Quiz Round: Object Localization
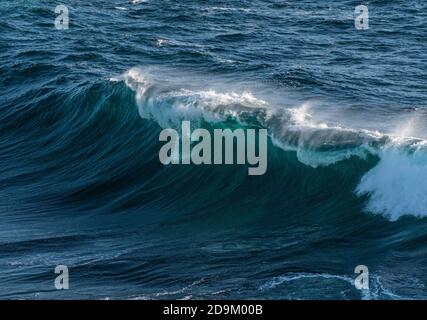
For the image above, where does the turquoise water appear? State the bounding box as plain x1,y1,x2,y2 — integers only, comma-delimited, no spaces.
0,0,427,299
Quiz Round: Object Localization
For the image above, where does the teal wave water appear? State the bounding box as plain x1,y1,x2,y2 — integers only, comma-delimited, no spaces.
0,0,427,299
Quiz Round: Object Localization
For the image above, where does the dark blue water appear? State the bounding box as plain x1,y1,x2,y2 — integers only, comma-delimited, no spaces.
1,0,427,299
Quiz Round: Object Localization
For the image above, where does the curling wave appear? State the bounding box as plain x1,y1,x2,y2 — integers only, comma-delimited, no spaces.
117,67,427,220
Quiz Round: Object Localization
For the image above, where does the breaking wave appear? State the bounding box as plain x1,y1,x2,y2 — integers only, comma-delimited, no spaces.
116,67,427,220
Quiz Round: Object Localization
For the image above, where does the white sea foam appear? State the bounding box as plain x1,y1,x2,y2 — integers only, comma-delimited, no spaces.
356,142,427,220
156,39,166,47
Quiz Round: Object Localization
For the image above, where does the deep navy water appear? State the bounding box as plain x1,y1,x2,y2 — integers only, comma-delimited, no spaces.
0,0,427,299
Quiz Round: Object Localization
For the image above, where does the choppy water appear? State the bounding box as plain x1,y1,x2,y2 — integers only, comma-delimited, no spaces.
0,0,427,299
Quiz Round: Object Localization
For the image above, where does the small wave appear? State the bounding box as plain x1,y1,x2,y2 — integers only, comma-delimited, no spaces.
128,279,204,300
259,272,406,300
205,7,253,14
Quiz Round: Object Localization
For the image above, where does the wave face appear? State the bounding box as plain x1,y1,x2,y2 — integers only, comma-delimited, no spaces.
1,0,427,300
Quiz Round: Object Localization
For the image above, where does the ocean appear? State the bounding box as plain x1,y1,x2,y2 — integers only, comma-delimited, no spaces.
0,0,426,299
